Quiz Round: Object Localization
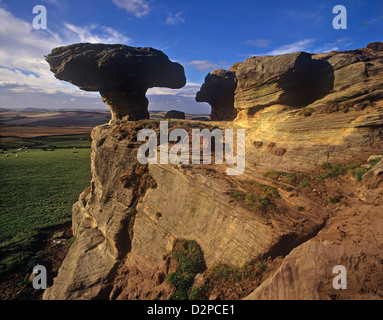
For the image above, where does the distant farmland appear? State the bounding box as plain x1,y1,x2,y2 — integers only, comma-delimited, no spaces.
0,108,210,138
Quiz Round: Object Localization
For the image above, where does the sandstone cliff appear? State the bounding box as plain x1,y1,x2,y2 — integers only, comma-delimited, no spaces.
44,43,383,300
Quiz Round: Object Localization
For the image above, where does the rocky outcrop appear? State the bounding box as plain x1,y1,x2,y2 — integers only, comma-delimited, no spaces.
44,43,383,300
233,52,334,115
43,121,331,299
196,43,383,121
245,161,383,300
195,69,237,121
164,110,185,119
46,44,186,122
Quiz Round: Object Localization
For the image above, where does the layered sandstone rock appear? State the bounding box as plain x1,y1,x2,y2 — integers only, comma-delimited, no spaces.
233,51,334,114
43,121,330,299
196,42,383,121
44,43,383,300
46,43,186,122
245,161,383,300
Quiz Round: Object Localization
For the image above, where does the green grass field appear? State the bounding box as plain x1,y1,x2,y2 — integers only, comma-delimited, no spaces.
0,135,92,277
0,134,92,149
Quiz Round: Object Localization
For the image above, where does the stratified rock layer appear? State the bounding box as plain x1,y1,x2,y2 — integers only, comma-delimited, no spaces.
245,161,383,300
44,43,383,300
232,43,383,118
46,43,186,121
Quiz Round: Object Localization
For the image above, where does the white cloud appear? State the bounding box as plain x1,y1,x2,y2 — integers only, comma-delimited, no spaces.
112,0,150,18
245,39,271,48
0,7,131,104
0,7,204,112
188,60,228,72
165,12,185,26
312,37,353,53
147,82,201,98
64,23,131,44
266,39,316,55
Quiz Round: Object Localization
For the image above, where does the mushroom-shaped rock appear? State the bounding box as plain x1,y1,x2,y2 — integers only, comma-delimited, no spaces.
195,69,237,121
164,110,185,119
45,43,186,121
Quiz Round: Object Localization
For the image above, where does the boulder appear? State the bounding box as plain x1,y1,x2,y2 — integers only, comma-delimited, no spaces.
234,51,334,114
195,69,237,121
46,43,186,122
164,110,185,119
231,42,383,119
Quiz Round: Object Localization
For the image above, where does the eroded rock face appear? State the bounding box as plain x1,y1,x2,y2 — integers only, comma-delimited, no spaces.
245,165,383,300
46,43,186,121
195,69,237,121
233,51,334,114
43,43,383,301
195,42,383,120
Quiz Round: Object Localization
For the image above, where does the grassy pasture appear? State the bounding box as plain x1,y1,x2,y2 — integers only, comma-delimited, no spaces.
0,135,92,277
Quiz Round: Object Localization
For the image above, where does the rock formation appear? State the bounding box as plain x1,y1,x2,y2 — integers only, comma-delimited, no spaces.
245,158,383,300
195,69,237,121
164,110,185,119
233,52,335,115
46,43,186,122
197,42,383,121
44,42,383,300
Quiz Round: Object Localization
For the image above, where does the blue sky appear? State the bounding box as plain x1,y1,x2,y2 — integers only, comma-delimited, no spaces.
0,0,382,114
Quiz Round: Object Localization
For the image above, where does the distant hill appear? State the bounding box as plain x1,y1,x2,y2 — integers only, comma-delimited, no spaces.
0,108,210,127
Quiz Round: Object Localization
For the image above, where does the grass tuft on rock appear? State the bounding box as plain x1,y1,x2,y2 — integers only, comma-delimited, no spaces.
167,239,206,300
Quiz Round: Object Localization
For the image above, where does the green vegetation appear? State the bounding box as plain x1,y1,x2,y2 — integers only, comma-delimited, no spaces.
243,180,279,197
319,157,382,182
0,137,37,149
318,163,345,179
320,161,332,170
264,170,304,185
230,180,279,214
231,191,246,201
0,136,92,278
206,261,268,283
300,177,310,188
188,259,271,300
167,239,206,300
0,134,92,150
244,194,270,212
36,134,92,148
368,156,382,167
350,157,381,181
354,167,370,182
328,196,340,204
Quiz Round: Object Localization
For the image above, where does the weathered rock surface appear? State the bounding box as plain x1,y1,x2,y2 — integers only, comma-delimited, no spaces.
196,69,237,121
46,43,186,122
44,43,383,300
195,42,383,120
245,168,383,300
233,51,334,115
43,121,330,300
